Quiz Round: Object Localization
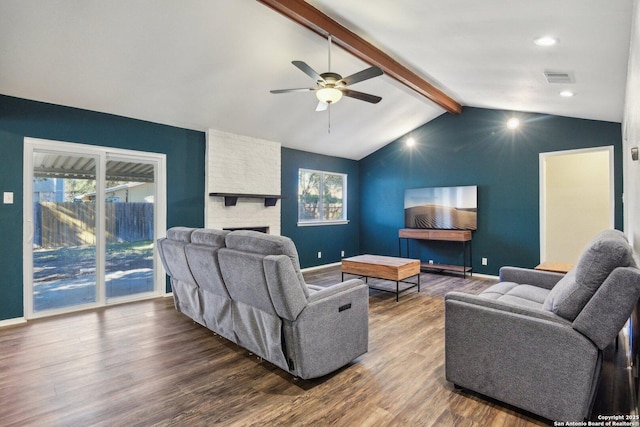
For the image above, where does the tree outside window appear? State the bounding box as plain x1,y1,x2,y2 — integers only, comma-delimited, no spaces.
298,169,347,224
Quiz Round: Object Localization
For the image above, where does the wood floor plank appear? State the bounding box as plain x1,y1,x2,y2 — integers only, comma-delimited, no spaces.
0,266,630,426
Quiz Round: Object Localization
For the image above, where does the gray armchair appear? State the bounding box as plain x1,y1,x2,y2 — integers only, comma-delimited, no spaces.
445,229,640,421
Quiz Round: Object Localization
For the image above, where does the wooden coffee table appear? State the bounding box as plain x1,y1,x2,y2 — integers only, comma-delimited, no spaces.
341,254,421,301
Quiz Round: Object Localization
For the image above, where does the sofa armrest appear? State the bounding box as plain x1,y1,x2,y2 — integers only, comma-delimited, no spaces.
499,266,565,290
285,281,369,379
445,295,600,421
306,279,366,303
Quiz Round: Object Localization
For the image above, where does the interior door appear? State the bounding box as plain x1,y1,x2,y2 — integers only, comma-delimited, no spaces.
540,146,614,264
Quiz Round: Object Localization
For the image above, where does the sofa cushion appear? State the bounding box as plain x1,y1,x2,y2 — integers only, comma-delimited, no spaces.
543,229,633,320
185,244,230,298
219,249,279,315
166,226,195,242
158,238,197,286
263,255,308,321
225,230,308,297
190,228,229,247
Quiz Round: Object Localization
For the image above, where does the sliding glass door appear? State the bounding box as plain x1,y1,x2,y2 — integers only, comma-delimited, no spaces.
24,138,166,318
30,153,99,312
104,157,156,299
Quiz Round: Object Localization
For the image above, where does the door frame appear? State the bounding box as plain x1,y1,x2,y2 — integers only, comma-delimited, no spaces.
23,137,167,319
539,145,615,263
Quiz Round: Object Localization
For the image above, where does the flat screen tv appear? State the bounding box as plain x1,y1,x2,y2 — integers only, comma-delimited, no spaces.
404,185,477,230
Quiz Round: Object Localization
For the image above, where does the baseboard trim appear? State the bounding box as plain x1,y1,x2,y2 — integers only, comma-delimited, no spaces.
471,273,499,280
0,317,27,328
301,262,341,273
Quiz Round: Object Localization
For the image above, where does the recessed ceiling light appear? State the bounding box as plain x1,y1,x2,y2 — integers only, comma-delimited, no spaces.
560,90,575,97
406,137,416,147
534,36,558,47
507,118,520,129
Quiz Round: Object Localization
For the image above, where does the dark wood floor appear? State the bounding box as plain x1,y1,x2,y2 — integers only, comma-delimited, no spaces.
0,266,634,426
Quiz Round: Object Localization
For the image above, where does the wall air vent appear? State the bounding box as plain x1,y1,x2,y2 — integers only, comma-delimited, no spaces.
544,71,574,84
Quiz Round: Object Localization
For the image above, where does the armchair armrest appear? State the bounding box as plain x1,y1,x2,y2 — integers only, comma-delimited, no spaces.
499,266,565,290
445,291,565,323
445,295,600,421
285,281,369,379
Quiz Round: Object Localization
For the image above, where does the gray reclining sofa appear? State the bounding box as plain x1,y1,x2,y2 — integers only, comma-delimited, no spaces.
445,229,640,421
157,227,369,379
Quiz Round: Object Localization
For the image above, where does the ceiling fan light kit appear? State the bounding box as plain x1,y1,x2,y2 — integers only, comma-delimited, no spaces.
316,87,343,104
270,35,383,112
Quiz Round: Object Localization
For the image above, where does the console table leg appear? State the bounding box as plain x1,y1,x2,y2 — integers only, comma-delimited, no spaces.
463,241,466,278
396,281,399,302
470,240,473,277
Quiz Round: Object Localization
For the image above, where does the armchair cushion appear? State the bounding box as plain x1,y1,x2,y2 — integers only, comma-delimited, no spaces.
479,282,549,310
543,230,633,321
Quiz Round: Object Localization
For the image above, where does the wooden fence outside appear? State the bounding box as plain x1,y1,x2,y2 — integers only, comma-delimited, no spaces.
298,203,344,221
34,202,153,248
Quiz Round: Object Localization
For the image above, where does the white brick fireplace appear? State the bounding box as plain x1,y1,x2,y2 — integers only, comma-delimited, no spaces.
205,129,281,235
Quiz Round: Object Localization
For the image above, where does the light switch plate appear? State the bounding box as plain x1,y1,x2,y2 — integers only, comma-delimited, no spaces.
3,192,14,204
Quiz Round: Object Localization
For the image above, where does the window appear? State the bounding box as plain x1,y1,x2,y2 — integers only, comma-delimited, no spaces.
298,169,348,225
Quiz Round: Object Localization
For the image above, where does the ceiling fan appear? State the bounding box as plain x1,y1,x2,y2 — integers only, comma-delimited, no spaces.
270,36,383,112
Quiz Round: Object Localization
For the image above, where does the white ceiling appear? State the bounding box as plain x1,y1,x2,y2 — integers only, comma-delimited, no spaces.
0,1,633,160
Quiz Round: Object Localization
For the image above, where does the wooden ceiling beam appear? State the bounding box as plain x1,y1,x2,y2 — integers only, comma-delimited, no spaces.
256,0,462,114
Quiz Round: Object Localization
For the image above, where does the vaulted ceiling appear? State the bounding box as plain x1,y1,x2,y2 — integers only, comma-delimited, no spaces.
0,1,633,159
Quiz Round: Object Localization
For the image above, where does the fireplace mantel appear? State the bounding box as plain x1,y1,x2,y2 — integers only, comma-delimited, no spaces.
209,192,285,207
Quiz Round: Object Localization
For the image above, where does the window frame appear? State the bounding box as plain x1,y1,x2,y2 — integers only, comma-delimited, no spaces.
297,168,349,226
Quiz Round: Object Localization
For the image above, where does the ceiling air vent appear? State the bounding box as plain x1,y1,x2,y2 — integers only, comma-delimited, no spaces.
544,71,574,84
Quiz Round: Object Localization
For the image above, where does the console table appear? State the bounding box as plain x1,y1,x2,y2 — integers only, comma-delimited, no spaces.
535,261,573,274
398,229,472,277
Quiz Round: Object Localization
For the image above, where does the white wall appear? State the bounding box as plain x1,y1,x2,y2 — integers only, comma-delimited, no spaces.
623,0,640,254
205,129,281,235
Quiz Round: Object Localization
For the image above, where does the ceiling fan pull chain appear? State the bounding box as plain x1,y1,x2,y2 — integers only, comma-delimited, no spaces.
328,103,331,133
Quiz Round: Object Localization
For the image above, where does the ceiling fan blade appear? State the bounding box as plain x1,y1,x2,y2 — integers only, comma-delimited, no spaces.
340,66,383,86
342,89,382,104
270,88,315,94
316,101,328,112
292,61,325,83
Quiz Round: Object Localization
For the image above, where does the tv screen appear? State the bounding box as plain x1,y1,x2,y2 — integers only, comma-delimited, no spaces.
404,185,477,230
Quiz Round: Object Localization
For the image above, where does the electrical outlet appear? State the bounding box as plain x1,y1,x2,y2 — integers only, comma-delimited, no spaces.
482,257,488,266
341,250,345,257
3,192,13,204
317,251,322,259
428,260,434,264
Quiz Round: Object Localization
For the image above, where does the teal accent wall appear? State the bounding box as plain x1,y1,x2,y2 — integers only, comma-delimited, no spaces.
359,107,623,275
0,95,205,320
0,97,623,319
281,147,359,268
